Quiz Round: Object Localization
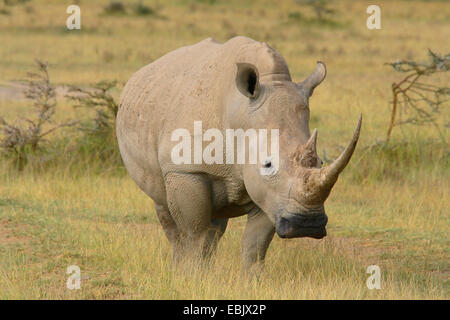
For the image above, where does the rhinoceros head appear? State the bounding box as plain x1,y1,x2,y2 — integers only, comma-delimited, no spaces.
235,61,362,239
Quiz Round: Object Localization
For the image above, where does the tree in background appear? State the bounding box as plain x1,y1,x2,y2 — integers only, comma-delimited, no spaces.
385,50,449,143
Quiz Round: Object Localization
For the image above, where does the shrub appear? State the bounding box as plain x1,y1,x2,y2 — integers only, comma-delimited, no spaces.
385,50,449,143
295,0,336,21
134,1,155,16
103,1,126,15
66,81,122,167
194,0,218,4
0,60,77,170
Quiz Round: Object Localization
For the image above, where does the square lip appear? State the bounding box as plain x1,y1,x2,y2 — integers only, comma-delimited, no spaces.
277,212,328,228
276,221,327,239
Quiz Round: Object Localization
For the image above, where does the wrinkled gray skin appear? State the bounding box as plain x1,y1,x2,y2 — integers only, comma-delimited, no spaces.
117,36,361,270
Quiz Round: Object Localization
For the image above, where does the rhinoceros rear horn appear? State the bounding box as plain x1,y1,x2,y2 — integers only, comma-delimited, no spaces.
298,62,327,98
236,63,260,99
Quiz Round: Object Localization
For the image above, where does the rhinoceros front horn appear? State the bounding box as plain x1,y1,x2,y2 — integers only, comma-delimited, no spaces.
319,114,362,190
298,62,327,98
295,115,362,205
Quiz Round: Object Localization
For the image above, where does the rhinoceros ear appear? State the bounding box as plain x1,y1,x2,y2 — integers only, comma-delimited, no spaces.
298,62,326,98
236,63,260,99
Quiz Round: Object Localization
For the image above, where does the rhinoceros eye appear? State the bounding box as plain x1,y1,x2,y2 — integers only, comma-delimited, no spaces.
260,156,279,177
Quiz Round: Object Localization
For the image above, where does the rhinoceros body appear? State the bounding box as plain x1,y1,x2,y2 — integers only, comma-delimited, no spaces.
117,36,361,268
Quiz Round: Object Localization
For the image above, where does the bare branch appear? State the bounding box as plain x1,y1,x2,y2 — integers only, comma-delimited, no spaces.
386,50,449,143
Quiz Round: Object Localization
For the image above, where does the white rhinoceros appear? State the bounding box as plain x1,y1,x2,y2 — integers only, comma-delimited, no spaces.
116,36,361,269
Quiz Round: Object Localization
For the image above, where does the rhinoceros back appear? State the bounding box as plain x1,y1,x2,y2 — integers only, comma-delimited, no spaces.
116,36,291,203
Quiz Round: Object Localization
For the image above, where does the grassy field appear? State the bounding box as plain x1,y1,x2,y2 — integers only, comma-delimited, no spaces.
0,0,449,299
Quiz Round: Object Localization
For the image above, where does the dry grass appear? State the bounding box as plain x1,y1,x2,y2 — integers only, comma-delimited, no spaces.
0,0,448,299
0,170,447,299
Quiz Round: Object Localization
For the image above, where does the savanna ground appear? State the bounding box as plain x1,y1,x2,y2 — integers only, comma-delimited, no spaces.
0,0,449,299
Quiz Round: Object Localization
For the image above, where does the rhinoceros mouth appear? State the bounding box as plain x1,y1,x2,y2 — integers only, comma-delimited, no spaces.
277,226,327,239
275,214,328,239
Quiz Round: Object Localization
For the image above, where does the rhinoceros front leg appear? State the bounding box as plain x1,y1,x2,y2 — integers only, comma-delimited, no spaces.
202,218,228,259
153,202,184,261
241,206,275,272
164,172,225,262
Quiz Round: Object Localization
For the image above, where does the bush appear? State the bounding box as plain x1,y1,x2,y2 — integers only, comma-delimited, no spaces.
103,1,159,17
0,60,124,173
385,50,449,143
66,81,123,168
103,1,127,15
134,1,155,16
295,0,336,21
0,60,77,170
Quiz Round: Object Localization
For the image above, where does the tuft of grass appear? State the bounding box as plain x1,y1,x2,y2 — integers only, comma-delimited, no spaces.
133,1,156,16
287,10,349,29
0,8,11,15
103,1,127,16
295,0,336,21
